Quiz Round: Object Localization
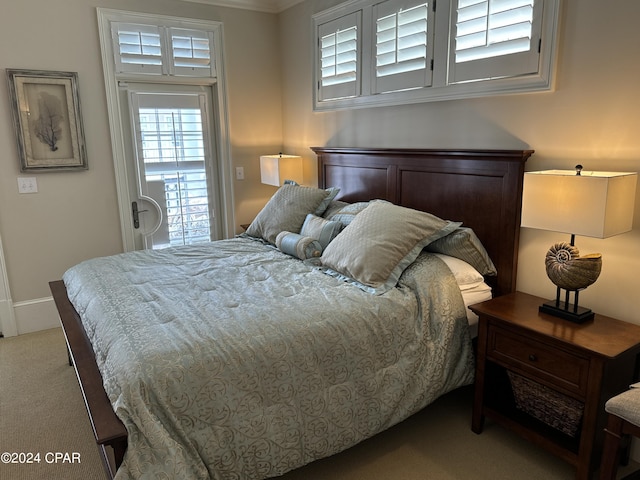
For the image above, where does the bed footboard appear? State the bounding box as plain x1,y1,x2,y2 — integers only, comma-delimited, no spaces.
49,280,127,479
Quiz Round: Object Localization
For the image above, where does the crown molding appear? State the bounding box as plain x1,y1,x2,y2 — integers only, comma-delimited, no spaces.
180,0,303,13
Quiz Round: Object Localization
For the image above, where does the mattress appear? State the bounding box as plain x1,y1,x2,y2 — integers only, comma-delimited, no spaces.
462,284,492,338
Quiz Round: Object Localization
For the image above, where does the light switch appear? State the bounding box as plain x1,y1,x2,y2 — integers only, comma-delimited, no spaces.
235,167,245,180
17,177,38,194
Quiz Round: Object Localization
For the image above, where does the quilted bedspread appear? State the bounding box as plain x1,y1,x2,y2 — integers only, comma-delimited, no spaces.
63,237,474,480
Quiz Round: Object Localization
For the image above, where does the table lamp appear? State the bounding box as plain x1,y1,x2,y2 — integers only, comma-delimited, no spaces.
260,153,303,186
521,166,637,322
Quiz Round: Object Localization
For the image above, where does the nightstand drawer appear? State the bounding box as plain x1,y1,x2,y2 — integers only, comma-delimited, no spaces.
487,325,590,396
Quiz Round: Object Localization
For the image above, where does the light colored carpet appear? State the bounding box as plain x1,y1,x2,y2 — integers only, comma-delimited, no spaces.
0,328,637,480
0,327,107,480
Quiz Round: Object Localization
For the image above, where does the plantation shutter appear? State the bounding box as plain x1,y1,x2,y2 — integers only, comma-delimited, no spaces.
373,1,432,94
317,12,360,101
169,28,215,77
450,0,544,83
113,22,164,75
112,23,215,77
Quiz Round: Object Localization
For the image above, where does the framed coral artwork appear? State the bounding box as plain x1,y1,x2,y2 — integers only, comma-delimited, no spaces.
6,69,87,171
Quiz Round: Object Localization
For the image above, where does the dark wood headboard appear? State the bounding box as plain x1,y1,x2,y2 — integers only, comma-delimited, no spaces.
312,147,534,297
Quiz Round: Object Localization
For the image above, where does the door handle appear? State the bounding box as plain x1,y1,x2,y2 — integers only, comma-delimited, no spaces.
131,201,149,229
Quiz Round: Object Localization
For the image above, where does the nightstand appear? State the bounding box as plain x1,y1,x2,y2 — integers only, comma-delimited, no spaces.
470,292,640,480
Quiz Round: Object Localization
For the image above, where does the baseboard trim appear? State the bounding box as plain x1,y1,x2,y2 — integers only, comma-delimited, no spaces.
13,296,59,335
0,298,18,337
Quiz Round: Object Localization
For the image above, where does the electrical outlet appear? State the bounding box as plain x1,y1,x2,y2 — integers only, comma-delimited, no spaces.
235,167,245,180
17,177,38,194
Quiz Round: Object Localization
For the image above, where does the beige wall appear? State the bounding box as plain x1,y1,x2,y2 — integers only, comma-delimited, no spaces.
279,0,640,324
2,0,639,334
0,0,282,332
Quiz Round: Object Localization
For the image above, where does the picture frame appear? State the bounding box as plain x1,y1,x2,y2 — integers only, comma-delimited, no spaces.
6,69,87,172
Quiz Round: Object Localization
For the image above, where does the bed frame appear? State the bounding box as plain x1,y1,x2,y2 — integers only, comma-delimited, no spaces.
50,147,533,478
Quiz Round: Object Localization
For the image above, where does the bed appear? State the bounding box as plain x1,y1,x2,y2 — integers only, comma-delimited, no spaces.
50,147,533,480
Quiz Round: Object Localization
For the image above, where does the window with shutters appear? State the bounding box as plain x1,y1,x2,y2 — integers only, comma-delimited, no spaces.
450,0,542,83
373,1,433,94
114,23,163,74
317,13,360,101
170,28,215,77
313,0,560,111
111,21,215,77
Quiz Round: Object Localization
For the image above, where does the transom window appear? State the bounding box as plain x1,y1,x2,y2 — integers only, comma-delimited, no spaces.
321,26,358,86
112,22,216,77
455,0,535,64
313,0,559,110
375,3,429,77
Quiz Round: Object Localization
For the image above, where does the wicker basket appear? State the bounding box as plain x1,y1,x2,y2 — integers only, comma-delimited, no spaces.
507,371,584,437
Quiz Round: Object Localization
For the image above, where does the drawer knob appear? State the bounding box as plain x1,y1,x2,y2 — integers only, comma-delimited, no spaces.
528,354,537,362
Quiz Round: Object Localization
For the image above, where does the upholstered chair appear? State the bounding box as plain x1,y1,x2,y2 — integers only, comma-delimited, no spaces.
600,388,640,480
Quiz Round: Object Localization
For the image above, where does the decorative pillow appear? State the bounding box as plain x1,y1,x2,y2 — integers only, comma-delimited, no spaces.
314,187,341,216
283,181,340,217
246,185,330,245
321,200,349,219
432,253,485,291
426,226,497,276
325,200,390,227
320,201,460,294
300,214,343,249
276,231,322,260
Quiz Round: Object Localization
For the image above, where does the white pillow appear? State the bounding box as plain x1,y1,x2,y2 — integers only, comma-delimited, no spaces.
432,253,484,291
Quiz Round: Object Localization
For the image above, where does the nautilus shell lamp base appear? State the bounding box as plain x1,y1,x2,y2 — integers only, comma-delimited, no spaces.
540,242,602,323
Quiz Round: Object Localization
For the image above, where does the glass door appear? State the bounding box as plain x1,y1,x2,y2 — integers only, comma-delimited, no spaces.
128,86,220,249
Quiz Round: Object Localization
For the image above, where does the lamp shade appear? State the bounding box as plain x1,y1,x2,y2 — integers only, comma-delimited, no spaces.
521,170,637,238
260,154,303,186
